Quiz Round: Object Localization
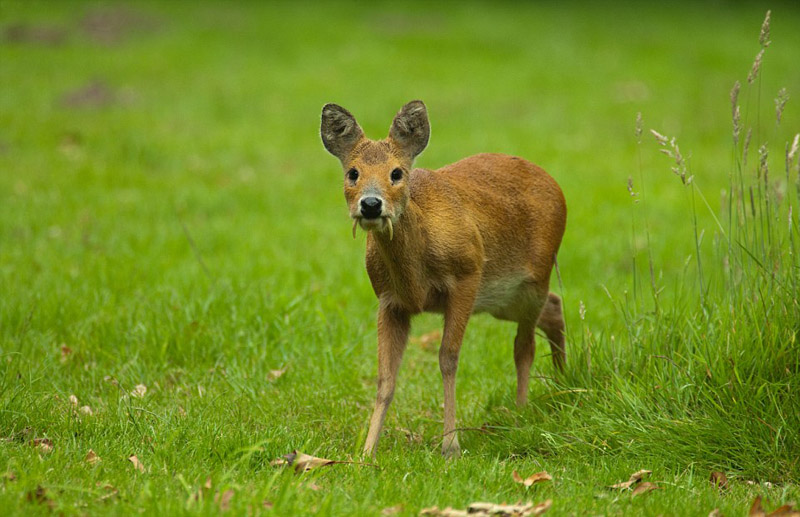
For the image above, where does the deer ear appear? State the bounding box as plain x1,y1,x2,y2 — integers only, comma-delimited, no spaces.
389,100,430,160
321,104,364,162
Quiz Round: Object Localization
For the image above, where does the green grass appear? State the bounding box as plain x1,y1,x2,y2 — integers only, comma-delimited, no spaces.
2,1,799,515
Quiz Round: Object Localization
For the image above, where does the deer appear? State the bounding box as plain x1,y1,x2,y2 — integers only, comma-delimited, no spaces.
320,100,567,458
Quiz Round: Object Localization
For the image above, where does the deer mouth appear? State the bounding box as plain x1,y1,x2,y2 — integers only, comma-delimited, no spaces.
352,216,394,240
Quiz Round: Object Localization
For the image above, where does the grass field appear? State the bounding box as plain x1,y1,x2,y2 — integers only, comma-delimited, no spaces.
2,1,799,515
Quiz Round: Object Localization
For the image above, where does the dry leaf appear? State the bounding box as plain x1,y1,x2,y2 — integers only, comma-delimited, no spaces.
750,496,800,517
80,405,94,416
68,394,79,407
268,367,287,381
26,485,54,508
85,449,101,465
710,471,728,490
631,481,660,497
513,470,553,487
128,454,145,472
130,384,147,398
708,510,722,517
382,505,403,515
31,438,53,453
411,330,442,349
263,500,274,509
215,489,235,511
97,483,118,502
60,345,72,362
609,469,651,489
204,477,212,491
422,500,551,516
283,450,334,473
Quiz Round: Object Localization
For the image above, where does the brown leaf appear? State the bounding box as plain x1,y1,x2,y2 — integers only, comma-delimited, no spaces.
631,481,660,497
708,510,722,517
411,330,442,349
204,477,212,491
268,367,287,381
710,471,728,490
128,454,145,473
513,470,553,487
60,345,73,362
263,500,274,509
130,384,147,398
751,496,767,517
382,505,403,515
750,496,800,517
26,485,54,508
215,489,235,511
96,483,118,502
283,450,334,473
85,449,101,465
609,469,651,489
31,438,53,453
423,500,551,516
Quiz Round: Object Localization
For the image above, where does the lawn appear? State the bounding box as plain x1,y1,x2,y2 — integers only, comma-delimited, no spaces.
1,1,799,515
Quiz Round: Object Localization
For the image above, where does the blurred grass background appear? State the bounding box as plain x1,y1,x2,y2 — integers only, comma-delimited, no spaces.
1,1,799,515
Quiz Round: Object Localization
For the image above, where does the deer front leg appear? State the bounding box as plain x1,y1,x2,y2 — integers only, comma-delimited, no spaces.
440,274,480,458
363,301,410,457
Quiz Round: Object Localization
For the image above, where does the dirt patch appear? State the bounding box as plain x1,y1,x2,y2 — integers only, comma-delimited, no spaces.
79,5,159,44
59,80,114,109
3,23,68,46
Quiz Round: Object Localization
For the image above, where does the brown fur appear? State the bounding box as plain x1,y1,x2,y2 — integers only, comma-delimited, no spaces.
321,101,567,458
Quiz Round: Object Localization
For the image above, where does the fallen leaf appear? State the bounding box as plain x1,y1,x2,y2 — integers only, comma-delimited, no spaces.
97,483,118,502
631,481,660,497
31,438,53,453
283,450,334,473
85,449,101,465
708,510,722,517
609,469,651,490
26,485,54,508
268,367,287,381
411,330,442,349
215,488,235,511
68,394,79,407
80,405,94,416
710,471,728,490
749,496,800,517
204,477,212,491
422,500,551,516
751,496,767,517
263,500,274,509
130,384,147,398
128,454,145,472
60,345,72,362
382,505,403,515
513,470,553,487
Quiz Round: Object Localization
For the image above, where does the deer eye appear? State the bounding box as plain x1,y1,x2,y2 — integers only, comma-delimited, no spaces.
390,168,403,183
347,168,359,182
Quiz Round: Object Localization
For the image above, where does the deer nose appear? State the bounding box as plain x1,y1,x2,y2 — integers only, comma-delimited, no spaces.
360,197,383,219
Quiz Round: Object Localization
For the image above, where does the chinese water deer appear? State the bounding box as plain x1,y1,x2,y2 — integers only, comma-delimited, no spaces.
320,100,567,458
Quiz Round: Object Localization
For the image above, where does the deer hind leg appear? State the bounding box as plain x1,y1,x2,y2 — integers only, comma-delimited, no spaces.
514,318,537,407
537,292,566,372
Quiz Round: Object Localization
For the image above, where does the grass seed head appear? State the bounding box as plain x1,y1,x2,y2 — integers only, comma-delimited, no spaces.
733,106,741,143
747,49,764,84
635,112,643,142
759,10,771,48
775,87,789,125
730,81,740,115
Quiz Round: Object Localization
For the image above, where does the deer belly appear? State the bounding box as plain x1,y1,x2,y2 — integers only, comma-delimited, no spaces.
472,274,530,315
